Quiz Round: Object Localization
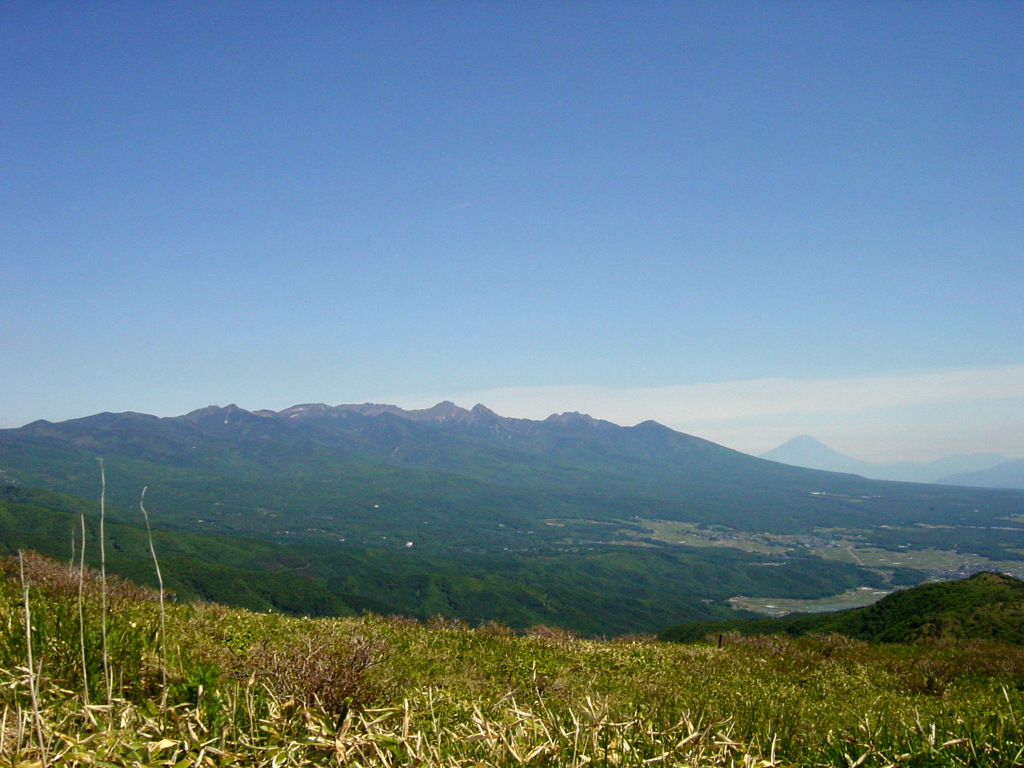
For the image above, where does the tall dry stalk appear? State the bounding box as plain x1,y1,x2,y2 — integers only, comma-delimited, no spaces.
98,457,111,702
77,508,89,705
139,486,167,703
19,550,47,767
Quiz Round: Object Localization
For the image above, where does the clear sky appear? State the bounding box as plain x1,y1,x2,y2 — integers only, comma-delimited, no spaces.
2,2,1022,463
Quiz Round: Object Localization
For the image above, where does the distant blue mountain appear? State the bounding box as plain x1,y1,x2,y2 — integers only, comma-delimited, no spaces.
937,459,1024,490
760,436,1010,484
759,436,872,476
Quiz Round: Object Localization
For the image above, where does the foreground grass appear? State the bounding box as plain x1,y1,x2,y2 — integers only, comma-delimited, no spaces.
3,554,1024,766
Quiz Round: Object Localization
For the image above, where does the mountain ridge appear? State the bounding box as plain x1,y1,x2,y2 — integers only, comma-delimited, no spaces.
4,402,1022,537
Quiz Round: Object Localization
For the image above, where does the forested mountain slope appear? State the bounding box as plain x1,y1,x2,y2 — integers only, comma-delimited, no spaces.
659,572,1024,644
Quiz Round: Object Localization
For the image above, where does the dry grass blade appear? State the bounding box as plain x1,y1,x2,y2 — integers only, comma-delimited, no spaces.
97,457,111,704
77,510,89,707
139,485,168,705
18,550,47,767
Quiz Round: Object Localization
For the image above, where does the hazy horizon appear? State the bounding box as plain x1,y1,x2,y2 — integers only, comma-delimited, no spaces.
3,3,1022,464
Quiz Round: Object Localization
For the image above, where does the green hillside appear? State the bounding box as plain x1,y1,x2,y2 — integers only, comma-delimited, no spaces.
4,553,1024,767
659,571,1024,644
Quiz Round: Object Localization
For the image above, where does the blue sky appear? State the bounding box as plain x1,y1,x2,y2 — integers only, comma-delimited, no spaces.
2,1,1022,462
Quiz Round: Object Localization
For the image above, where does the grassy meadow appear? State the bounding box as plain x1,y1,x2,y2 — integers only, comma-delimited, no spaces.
3,553,1024,766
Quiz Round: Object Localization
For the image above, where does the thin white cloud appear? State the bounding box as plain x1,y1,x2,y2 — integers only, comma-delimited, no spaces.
459,365,1024,422
449,365,1024,461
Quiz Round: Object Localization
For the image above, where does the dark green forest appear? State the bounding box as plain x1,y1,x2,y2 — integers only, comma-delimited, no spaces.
1,483,898,635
